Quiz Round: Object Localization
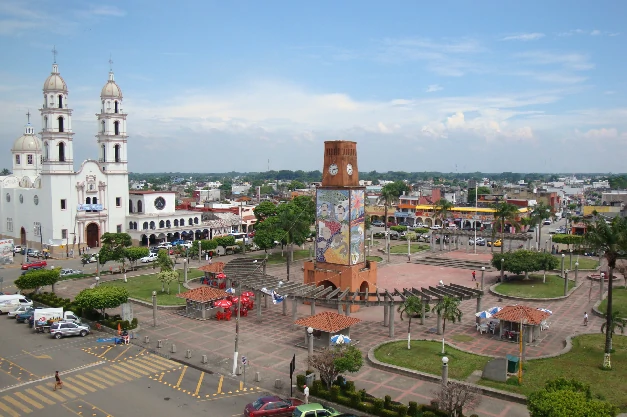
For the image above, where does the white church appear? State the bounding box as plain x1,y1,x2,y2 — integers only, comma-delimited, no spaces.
0,58,243,256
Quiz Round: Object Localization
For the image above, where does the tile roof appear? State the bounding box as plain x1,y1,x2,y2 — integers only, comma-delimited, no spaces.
493,305,550,325
294,311,362,333
198,262,225,273
177,287,229,303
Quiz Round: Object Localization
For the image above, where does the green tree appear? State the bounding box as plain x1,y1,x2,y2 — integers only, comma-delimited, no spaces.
98,233,133,268
491,250,558,280
74,286,129,318
156,249,173,271
124,247,149,270
214,235,236,247
551,234,583,250
467,186,491,205
397,296,427,349
527,378,618,417
15,269,60,293
253,201,277,222
200,239,218,251
585,216,627,369
531,202,552,251
0,168,10,175
288,180,306,190
600,310,626,351
380,182,407,260
433,296,463,334
158,270,180,294
273,198,314,280
307,344,363,389
253,218,279,252
492,202,521,254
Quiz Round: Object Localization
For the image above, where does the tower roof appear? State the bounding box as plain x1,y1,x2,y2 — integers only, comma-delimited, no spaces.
101,71,123,99
43,63,68,93
12,124,42,153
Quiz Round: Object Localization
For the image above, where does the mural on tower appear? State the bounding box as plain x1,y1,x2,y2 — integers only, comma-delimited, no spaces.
315,189,365,265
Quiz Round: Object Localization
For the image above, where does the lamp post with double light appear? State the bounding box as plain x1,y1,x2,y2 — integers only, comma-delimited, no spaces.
500,258,505,282
307,327,314,370
441,356,449,387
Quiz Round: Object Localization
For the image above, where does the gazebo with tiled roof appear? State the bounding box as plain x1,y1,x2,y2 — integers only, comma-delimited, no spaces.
294,311,362,348
176,287,229,320
493,305,551,344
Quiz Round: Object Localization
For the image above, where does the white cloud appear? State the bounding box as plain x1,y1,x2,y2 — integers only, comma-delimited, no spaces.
501,33,545,41
575,128,626,140
514,51,594,71
590,30,601,36
558,29,616,37
426,84,443,93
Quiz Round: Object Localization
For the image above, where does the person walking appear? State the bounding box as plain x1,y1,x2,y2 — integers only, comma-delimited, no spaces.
471,270,476,281
54,371,63,390
303,384,309,404
584,312,588,326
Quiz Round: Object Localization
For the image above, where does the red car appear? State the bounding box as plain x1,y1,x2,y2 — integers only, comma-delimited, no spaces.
244,396,304,417
21,260,47,270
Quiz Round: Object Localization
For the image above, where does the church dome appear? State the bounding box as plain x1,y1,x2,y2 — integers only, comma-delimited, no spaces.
43,64,67,93
101,71,123,98
12,132,43,153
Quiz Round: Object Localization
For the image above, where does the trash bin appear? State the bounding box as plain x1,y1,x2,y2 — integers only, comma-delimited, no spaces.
506,354,519,373
305,373,315,387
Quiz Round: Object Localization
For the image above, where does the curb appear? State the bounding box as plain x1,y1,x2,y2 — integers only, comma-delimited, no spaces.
489,278,583,302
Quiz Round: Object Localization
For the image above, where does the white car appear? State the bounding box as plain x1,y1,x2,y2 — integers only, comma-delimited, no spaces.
157,243,172,249
141,253,158,263
543,219,552,225
430,225,442,230
14,245,22,253
7,305,32,318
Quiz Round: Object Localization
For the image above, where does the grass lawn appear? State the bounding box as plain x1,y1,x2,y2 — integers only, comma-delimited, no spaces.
103,269,204,306
480,334,627,411
366,256,383,262
554,255,599,270
252,250,311,264
494,274,575,298
389,244,430,254
598,286,627,317
374,340,490,380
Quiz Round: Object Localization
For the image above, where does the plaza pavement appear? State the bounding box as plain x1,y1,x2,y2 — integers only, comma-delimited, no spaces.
50,246,611,417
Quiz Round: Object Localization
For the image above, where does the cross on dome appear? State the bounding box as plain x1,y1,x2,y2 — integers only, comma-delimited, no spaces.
52,45,58,63
109,55,113,71
26,110,31,124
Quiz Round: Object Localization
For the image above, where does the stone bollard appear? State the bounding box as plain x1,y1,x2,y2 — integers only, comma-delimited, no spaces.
274,379,283,389
157,340,163,348
144,336,150,344
201,355,208,364
255,372,261,382
171,344,177,353
185,349,192,359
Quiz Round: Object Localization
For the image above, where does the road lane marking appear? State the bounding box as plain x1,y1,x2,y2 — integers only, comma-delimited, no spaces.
73,374,107,390
140,355,175,368
24,389,55,405
0,400,20,417
61,382,86,396
12,392,44,409
84,371,116,387
92,369,124,383
127,360,160,373
64,377,96,393
193,372,205,397
174,366,188,389
111,346,131,362
239,381,243,391
98,346,114,358
217,375,223,394
21,350,51,360
158,372,165,382
105,367,134,381
2,395,32,413
34,385,65,402
111,363,143,378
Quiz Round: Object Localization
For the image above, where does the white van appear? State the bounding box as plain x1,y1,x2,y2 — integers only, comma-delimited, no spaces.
0,295,33,314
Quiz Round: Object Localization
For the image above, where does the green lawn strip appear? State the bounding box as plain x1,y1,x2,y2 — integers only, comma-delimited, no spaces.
553,255,598,270
373,340,490,380
252,250,311,264
598,286,627,317
103,269,204,306
366,256,383,262
389,244,429,254
479,334,627,410
494,274,575,298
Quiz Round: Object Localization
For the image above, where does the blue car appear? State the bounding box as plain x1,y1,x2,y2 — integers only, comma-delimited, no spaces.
16,310,35,323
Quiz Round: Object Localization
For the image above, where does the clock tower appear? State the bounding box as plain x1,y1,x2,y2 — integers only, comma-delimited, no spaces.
303,141,377,312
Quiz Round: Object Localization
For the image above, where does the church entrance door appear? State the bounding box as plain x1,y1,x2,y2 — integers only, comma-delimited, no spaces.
86,223,100,248
20,227,26,245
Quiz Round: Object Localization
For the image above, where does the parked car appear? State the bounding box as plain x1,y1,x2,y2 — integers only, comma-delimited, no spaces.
487,239,502,247
543,219,552,225
60,269,83,277
244,396,304,417
171,239,185,246
7,305,34,318
430,225,442,230
81,255,98,264
16,310,36,323
141,253,158,263
292,403,341,417
21,266,43,275
21,260,47,270
50,321,90,339
157,242,172,249
13,245,22,253
149,246,160,254
468,237,486,246
527,227,535,233
371,221,384,227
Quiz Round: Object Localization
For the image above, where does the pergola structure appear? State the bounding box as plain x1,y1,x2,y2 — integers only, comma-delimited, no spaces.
222,257,485,338
176,287,229,320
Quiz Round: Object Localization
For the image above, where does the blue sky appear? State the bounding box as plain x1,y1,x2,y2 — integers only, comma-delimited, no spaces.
1,0,626,173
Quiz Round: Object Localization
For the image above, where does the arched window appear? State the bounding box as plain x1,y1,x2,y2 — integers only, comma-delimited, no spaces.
93,197,98,204
137,201,143,213
143,222,148,230
194,217,199,224
58,142,65,162
115,101,119,113
159,220,165,228
114,121,120,135
58,95,63,108
166,220,171,228
180,218,185,226
188,218,193,226
129,221,134,230
174,219,179,227
86,197,91,204
114,144,121,162
27,155,33,164
15,155,20,165
101,120,105,133
101,144,106,162
44,116,48,130
44,142,49,160
149,221,155,229
58,117,64,132
134,222,137,230
129,199,133,213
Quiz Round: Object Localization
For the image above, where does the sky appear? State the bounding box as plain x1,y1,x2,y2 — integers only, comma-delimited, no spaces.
1,0,626,174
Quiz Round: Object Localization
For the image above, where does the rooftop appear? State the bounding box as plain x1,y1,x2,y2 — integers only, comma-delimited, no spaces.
294,311,362,333
177,287,229,303
493,305,550,325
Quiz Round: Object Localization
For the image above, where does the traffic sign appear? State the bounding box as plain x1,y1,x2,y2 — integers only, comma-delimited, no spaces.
241,356,248,366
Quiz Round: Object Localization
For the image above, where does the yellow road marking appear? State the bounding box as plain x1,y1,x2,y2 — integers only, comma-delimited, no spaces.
98,346,114,358
73,374,107,389
65,377,96,393
239,381,243,391
193,372,205,396
111,346,131,362
114,361,151,375
62,382,87,396
217,375,223,394
13,392,44,409
0,400,20,417
2,395,32,413
21,350,52,360
127,360,160,373
105,367,135,381
85,371,116,386
52,385,77,400
34,385,65,402
141,355,175,369
175,366,188,388
158,372,165,382
24,389,55,405
92,369,123,383
111,363,143,378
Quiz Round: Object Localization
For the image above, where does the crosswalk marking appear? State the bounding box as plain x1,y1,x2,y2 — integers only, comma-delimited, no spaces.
111,363,143,378
34,385,65,402
0,400,20,417
2,395,32,413
73,374,107,390
84,371,116,387
13,392,44,409
92,368,125,383
52,385,77,400
105,367,136,381
111,346,132,362
115,360,151,375
141,355,175,368
128,359,162,373
65,377,96,393
24,389,55,405
61,382,87,396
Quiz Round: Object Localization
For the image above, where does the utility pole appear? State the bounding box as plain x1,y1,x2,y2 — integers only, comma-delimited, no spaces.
232,280,243,376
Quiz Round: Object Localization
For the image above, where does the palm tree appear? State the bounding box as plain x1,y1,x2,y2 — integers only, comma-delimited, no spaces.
601,310,626,351
434,296,463,335
531,202,552,252
435,198,454,250
585,216,627,369
492,202,521,254
397,296,426,349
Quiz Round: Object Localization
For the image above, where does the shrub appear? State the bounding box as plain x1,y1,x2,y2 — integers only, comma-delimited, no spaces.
422,412,437,417
379,410,398,417
330,385,340,401
384,395,392,409
349,392,361,408
344,380,356,393
373,398,384,414
408,402,419,417
469,414,479,417
397,404,408,417
311,380,324,396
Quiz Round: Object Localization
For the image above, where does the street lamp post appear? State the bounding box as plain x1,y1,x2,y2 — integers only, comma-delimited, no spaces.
575,261,579,286
441,356,449,387
569,249,573,270
480,266,485,291
232,280,242,376
500,258,505,282
545,239,548,253
95,276,100,286
307,327,314,370
152,290,157,327
564,270,569,296
561,253,565,277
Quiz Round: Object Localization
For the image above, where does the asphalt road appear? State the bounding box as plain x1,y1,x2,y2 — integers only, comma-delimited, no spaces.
0,314,266,417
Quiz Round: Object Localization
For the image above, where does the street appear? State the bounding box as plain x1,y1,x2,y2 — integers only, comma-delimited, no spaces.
0,313,265,417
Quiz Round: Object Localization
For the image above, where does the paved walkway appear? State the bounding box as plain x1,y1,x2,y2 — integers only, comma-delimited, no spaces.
50,247,609,417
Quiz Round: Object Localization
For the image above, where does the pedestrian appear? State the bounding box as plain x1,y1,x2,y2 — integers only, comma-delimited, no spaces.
208,256,212,264
471,270,476,281
54,371,63,390
303,384,309,404
584,311,588,326
205,253,209,262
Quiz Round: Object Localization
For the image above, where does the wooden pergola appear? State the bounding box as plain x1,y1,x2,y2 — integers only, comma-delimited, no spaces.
222,258,485,338
176,287,229,320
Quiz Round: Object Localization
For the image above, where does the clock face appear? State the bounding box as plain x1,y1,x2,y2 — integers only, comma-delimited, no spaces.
328,163,339,176
154,197,166,210
346,163,353,176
